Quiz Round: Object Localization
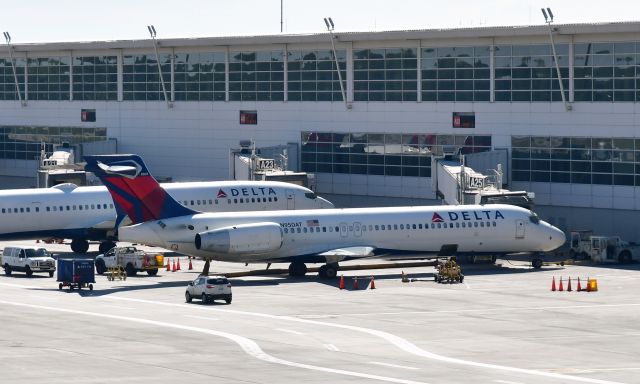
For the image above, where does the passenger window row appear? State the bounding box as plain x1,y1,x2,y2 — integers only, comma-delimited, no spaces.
1,203,114,214
282,221,499,234
181,197,278,206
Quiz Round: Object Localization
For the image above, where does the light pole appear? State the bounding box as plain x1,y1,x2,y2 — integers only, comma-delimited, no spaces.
541,8,571,111
323,17,350,110
3,31,26,106
147,25,172,109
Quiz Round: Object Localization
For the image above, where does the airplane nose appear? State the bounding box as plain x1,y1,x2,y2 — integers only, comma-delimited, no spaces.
548,225,566,251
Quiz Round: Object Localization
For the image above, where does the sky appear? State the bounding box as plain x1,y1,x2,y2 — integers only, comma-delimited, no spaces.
0,0,639,44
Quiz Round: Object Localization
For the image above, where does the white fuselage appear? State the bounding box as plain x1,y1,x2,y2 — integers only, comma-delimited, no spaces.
119,204,566,263
0,181,333,241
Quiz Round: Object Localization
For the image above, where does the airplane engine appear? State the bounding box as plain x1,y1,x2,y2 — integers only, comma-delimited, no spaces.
195,222,283,254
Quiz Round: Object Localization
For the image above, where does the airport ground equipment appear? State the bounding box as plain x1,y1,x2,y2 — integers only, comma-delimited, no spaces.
95,246,164,276
569,231,640,263
434,258,464,284
106,265,127,281
57,258,95,291
2,246,56,277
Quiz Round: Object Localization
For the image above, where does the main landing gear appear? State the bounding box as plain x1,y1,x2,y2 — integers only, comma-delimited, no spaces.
531,254,544,269
70,239,90,254
318,263,339,279
286,262,340,279
288,261,307,277
99,241,117,254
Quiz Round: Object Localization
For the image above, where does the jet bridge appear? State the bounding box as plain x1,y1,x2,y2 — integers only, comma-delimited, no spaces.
432,151,534,209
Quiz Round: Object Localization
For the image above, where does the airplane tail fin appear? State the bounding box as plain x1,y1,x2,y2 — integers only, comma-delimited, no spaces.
84,154,198,224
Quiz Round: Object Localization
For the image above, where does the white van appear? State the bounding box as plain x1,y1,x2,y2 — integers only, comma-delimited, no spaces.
2,246,56,277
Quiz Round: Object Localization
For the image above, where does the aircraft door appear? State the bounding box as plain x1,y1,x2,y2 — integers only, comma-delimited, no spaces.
286,190,295,209
515,219,525,239
339,222,348,238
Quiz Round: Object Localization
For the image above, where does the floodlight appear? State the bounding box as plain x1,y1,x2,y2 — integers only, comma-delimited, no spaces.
541,8,548,22
328,17,335,29
324,18,330,30
547,8,554,22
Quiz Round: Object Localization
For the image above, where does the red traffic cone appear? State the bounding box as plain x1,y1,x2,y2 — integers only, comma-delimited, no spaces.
166,259,171,272
188,259,193,270
172,259,177,272
551,276,556,291
559,276,564,291
370,276,376,290
567,277,572,292
577,277,582,291
339,274,345,290
177,258,181,271
353,277,359,290
586,276,591,292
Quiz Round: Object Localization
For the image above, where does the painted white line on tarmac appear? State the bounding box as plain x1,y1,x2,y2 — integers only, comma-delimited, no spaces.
0,300,428,384
494,380,524,384
184,315,219,321
294,302,640,318
104,296,626,384
275,328,304,335
323,344,339,352
370,362,420,371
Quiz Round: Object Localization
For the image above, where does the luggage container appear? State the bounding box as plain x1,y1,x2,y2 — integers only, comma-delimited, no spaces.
57,258,95,291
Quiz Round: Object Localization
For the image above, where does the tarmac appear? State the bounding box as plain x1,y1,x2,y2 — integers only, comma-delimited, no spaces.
1,239,639,384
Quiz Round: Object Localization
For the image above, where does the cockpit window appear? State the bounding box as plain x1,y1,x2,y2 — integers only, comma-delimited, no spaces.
305,192,317,199
529,213,540,224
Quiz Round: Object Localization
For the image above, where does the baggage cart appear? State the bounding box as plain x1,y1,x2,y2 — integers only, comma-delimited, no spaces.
57,258,95,291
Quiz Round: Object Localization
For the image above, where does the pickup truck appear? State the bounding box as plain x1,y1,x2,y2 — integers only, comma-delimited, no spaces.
95,246,164,277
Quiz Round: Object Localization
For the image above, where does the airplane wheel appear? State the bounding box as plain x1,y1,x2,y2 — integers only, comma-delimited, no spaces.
99,241,116,254
71,239,90,254
323,264,338,279
288,262,307,277
532,258,543,269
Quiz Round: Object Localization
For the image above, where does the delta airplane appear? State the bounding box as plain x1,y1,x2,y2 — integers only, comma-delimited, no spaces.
0,176,333,254
86,154,566,278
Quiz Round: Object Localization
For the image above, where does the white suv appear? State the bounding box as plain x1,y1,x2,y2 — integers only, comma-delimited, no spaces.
185,275,232,304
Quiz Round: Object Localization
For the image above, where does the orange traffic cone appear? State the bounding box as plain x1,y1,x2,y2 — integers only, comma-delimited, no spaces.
586,277,591,292
551,276,556,291
166,259,171,272
567,277,572,292
188,259,193,270
353,277,359,290
172,259,177,272
577,277,582,291
370,276,376,290
177,258,181,271
339,274,345,290
559,276,564,291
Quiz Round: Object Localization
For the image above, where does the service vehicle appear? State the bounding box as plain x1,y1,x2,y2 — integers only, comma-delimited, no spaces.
57,258,95,291
569,231,640,263
2,246,56,277
95,246,164,276
185,275,232,304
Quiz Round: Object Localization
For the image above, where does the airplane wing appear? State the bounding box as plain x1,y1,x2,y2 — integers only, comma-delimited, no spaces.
317,246,376,257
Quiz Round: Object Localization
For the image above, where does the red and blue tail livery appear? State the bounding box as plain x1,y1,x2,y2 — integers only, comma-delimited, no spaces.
84,155,197,224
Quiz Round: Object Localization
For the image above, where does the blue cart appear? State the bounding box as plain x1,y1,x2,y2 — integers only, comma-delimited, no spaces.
57,258,95,291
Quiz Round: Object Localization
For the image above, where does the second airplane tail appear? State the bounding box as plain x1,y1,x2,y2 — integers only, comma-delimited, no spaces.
84,154,197,224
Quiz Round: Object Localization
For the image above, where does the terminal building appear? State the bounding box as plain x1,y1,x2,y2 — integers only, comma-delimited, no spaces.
1,21,640,239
